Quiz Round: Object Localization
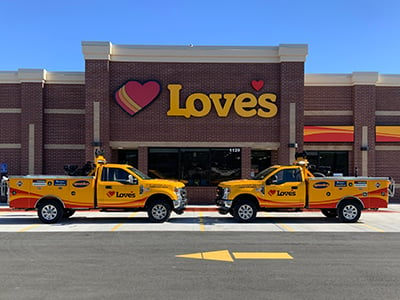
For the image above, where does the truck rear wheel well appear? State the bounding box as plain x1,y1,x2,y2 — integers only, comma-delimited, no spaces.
336,197,364,209
35,197,65,209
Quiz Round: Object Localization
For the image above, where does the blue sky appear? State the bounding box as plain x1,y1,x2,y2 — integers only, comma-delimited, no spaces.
1,0,399,74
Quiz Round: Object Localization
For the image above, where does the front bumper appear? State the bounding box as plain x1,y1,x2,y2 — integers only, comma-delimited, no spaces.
173,188,188,214
216,199,233,214
216,186,232,214
173,198,187,213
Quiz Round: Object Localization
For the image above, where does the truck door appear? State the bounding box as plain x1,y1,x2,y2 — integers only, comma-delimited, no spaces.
97,167,141,208
263,167,306,208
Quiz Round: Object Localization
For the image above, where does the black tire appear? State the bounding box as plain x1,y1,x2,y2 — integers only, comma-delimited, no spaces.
147,199,172,223
63,209,75,219
37,200,64,224
233,199,257,223
337,201,362,223
321,209,338,218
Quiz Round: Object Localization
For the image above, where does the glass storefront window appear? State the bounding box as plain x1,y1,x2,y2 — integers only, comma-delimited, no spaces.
210,148,241,185
307,151,348,176
251,150,272,177
182,149,210,186
118,150,138,167
148,148,241,186
148,148,179,180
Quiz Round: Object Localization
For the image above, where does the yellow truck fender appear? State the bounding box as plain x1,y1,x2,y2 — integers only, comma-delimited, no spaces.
34,195,65,209
335,196,364,209
232,194,259,208
145,193,173,207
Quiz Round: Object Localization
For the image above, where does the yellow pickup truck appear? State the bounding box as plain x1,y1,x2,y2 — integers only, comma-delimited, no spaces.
216,156,395,223
8,153,187,223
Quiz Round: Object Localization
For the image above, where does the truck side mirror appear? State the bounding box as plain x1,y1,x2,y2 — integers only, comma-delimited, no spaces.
128,175,138,185
266,175,277,185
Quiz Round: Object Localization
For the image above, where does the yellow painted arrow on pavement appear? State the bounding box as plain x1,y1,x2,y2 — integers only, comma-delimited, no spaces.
176,250,293,262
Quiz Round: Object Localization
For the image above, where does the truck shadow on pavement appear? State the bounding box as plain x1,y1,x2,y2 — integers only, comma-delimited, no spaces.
169,215,348,225
0,215,359,226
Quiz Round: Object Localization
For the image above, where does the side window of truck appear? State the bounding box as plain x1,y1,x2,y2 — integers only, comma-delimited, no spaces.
268,169,302,185
101,168,130,183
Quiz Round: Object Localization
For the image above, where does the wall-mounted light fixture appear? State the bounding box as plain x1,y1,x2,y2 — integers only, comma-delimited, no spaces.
360,146,369,151
288,143,298,148
92,141,102,146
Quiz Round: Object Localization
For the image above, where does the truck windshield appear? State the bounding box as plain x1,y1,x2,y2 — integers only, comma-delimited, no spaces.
128,167,152,180
254,167,278,180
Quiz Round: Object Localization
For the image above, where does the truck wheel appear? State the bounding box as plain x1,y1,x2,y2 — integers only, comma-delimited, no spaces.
321,209,337,218
37,200,64,224
233,200,257,222
337,201,362,223
147,200,172,223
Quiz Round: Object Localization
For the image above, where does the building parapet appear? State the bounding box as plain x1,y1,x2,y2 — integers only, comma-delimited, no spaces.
0,69,84,84
82,41,308,63
305,72,400,86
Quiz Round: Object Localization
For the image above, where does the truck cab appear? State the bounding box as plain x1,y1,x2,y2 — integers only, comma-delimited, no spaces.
94,163,187,221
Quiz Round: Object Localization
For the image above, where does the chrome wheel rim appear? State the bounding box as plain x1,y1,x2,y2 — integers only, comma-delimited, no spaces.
152,204,167,220
238,204,254,220
342,205,358,220
42,204,58,221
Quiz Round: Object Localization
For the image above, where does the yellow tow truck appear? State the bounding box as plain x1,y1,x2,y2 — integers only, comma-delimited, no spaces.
216,153,395,222
8,151,187,223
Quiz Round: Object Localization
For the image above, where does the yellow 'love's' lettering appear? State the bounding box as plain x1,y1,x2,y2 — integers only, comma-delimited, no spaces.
167,84,278,119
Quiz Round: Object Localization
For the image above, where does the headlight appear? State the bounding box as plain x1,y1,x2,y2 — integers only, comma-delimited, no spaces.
222,187,230,199
174,187,186,200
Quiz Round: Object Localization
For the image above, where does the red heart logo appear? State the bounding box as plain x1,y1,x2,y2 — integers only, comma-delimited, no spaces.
251,80,264,91
107,191,115,198
268,190,276,197
115,80,161,116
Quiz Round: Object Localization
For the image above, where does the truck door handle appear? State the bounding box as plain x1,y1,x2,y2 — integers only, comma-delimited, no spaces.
105,186,112,189
291,186,298,189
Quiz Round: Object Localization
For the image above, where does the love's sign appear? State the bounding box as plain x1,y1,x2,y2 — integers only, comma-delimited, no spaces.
114,79,278,118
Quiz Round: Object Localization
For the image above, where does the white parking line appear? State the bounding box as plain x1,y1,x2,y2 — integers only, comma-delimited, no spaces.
359,223,385,232
111,212,138,231
18,224,41,232
0,209,399,232
199,212,205,232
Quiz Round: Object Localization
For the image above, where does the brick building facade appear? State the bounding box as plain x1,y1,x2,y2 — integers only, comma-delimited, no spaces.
1,42,399,203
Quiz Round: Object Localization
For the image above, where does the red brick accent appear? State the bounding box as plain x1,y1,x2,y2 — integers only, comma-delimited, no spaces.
279,62,305,163
304,86,352,110
84,60,110,161
352,85,376,176
186,186,216,205
43,149,86,175
20,82,43,174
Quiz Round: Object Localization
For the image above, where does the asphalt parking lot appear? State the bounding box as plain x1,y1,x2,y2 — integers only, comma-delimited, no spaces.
1,204,399,232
